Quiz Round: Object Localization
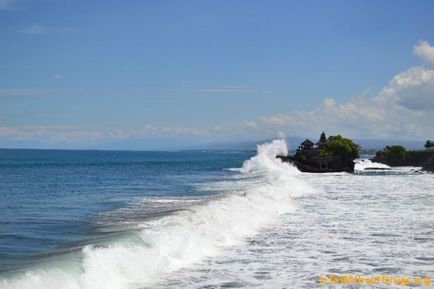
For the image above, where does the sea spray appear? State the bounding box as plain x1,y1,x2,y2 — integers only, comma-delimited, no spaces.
1,140,315,289
354,159,391,171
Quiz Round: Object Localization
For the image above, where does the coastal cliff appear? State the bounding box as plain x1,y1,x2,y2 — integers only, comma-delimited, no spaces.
279,133,359,173
370,145,434,172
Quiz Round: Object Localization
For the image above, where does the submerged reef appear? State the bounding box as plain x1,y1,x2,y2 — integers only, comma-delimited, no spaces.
278,132,359,173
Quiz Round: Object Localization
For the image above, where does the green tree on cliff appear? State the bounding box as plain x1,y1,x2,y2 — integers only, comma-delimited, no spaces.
382,145,407,159
320,135,360,158
425,140,434,149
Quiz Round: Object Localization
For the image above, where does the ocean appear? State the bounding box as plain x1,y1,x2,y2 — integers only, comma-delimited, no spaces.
0,140,433,289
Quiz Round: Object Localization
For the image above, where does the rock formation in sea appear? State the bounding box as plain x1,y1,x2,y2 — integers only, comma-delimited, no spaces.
278,132,360,173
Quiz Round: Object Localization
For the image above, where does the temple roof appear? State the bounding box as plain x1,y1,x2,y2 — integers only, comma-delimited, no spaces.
301,139,314,146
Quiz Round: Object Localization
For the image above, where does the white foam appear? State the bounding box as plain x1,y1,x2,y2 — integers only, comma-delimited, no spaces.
0,140,314,289
354,159,391,171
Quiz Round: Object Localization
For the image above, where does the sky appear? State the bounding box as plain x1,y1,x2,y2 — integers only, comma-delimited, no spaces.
0,0,434,149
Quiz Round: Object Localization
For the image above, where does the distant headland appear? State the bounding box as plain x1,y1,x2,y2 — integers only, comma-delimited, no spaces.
278,133,434,173
278,132,360,173
371,141,434,172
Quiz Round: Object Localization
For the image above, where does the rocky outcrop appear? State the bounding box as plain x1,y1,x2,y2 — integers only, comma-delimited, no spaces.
278,154,355,173
371,146,434,172
278,133,359,173
422,162,434,172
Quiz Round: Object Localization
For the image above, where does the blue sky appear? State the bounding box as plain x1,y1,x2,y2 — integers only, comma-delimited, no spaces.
1,0,434,149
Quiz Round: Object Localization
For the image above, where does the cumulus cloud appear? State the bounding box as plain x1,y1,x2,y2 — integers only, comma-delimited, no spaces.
414,41,434,65
377,67,434,110
257,86,432,141
204,41,433,141
252,41,434,140
259,94,391,139
375,41,434,111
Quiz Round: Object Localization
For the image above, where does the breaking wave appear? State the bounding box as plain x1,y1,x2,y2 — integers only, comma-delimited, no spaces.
0,140,314,289
354,159,391,171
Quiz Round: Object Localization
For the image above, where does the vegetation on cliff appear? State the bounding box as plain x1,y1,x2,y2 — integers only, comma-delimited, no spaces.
425,140,434,149
319,135,360,159
371,140,434,171
280,133,360,173
381,145,407,159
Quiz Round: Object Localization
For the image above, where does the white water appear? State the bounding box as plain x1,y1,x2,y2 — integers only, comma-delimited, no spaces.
354,159,391,171
154,163,434,289
1,140,314,289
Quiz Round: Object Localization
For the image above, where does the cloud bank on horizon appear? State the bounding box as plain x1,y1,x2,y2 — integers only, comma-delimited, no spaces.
1,41,434,148
259,40,434,140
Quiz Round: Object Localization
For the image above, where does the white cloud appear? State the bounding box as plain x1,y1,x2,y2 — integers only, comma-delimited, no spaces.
52,74,63,79
259,94,392,139
257,74,433,140
253,41,434,140
0,126,15,136
52,130,103,142
242,120,257,128
377,66,434,110
21,24,48,35
414,41,434,65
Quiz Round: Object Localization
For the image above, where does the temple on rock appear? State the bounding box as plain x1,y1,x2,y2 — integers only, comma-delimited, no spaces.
279,132,357,173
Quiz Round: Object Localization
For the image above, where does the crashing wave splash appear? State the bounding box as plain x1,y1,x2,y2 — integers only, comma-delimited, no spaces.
354,159,391,171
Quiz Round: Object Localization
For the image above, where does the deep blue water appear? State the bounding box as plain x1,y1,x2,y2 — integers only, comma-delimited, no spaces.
0,149,253,274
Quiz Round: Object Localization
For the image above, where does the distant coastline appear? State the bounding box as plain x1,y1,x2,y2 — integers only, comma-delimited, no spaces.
371,144,434,172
